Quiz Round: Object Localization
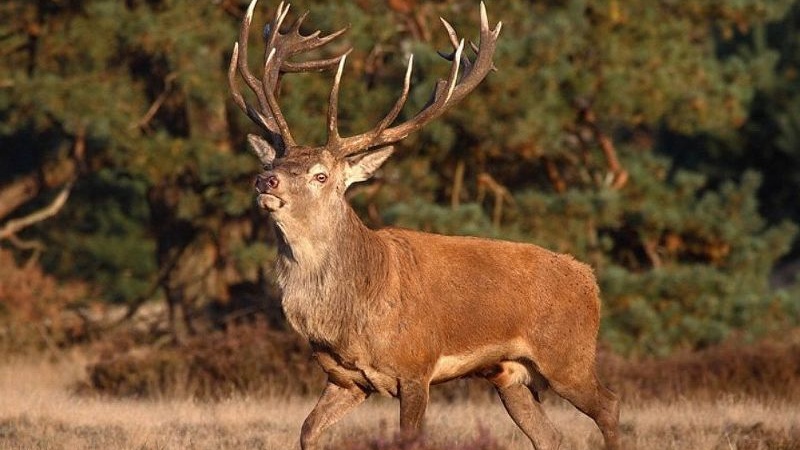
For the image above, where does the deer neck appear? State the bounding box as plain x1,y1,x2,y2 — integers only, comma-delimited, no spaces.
274,204,380,270
273,204,390,344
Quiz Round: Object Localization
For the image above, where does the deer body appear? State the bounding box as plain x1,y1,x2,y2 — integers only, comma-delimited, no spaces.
280,219,601,390
229,2,620,449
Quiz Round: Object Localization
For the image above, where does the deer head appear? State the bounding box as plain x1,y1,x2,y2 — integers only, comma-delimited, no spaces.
229,0,501,244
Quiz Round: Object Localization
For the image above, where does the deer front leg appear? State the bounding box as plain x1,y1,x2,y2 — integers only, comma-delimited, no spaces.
301,382,368,450
399,379,429,437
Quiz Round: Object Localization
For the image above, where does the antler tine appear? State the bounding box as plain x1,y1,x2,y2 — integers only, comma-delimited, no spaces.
262,47,297,147
228,43,272,133
372,55,414,139
444,40,464,104
326,54,348,145
265,1,291,49
279,5,351,72
297,26,350,51
282,27,351,72
439,17,460,49
332,2,501,157
234,0,269,114
260,1,289,94
290,9,308,34
437,18,472,73
282,54,348,73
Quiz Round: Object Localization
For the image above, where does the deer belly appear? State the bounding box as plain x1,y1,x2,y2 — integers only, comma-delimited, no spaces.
429,339,533,384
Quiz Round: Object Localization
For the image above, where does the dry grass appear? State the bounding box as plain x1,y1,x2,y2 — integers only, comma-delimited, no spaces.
1,353,799,449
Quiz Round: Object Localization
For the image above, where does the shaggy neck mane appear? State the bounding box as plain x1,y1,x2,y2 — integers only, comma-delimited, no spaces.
273,204,391,343
275,206,387,277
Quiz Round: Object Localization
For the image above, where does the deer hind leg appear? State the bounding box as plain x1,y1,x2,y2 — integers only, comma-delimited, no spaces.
548,369,620,450
488,361,562,450
398,379,429,437
301,382,368,450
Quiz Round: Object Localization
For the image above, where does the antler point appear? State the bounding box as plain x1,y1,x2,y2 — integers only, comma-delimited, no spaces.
444,40,464,104
245,0,258,24
335,54,347,83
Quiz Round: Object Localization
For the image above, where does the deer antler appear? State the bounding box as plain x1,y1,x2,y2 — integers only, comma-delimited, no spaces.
228,0,350,154
230,1,501,158
329,2,502,157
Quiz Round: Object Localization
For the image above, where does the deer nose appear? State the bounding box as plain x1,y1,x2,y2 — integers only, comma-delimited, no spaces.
255,174,279,193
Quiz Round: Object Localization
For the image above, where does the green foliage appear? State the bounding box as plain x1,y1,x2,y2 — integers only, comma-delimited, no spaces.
41,168,156,303
384,200,498,238
511,154,799,355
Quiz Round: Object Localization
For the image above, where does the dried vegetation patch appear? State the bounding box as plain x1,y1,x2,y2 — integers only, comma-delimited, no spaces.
84,320,324,399
81,322,800,406
599,338,800,402
1,351,799,449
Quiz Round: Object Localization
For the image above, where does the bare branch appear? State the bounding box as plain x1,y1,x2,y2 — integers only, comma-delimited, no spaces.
575,101,628,190
131,73,178,131
477,172,515,228
0,181,74,241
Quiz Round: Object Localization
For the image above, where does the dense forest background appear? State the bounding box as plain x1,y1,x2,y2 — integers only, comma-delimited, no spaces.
2,0,800,359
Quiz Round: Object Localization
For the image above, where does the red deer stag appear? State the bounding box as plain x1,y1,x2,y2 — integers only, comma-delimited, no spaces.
228,1,620,449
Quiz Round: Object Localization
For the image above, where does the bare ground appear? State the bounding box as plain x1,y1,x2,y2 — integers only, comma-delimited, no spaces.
1,353,798,450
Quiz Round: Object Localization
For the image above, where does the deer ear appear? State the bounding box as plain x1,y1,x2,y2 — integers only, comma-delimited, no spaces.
247,134,277,166
344,146,394,188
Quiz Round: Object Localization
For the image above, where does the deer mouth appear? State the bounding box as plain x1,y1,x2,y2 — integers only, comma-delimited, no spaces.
257,193,285,212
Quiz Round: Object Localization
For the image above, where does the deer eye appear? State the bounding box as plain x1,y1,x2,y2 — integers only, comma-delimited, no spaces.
314,173,328,184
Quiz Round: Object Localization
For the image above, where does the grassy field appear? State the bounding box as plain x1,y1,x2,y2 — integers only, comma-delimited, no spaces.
1,352,798,450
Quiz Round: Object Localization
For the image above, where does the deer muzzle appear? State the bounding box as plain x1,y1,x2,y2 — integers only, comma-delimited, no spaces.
255,174,285,211
257,193,284,211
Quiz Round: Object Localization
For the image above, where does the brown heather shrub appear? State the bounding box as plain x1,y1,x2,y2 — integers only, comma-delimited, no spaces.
85,319,325,399
84,311,800,404
598,338,800,402
0,248,88,353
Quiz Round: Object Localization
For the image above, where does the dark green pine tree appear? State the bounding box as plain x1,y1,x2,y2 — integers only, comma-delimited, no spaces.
0,1,269,317
664,1,800,240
